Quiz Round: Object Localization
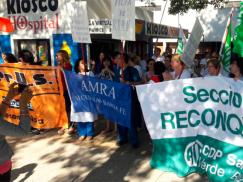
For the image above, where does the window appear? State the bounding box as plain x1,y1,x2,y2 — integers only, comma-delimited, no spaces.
14,39,51,66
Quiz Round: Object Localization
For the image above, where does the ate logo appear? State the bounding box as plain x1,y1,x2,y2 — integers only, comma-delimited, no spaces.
184,140,203,167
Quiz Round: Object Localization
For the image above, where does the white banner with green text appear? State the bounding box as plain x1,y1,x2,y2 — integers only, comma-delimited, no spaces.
136,77,243,182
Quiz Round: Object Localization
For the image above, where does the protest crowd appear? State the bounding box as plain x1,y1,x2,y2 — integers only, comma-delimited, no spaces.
0,1,243,182
0,44,242,181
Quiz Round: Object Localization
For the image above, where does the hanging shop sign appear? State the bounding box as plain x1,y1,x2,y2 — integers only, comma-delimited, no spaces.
6,0,59,34
89,19,112,34
145,22,187,38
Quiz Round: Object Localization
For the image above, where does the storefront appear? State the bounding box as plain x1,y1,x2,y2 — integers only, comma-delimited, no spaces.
0,0,83,66
0,0,186,66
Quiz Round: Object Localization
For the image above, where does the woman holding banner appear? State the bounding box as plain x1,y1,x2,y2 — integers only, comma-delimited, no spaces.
163,54,191,80
206,58,221,76
0,83,33,182
72,59,97,141
56,50,74,135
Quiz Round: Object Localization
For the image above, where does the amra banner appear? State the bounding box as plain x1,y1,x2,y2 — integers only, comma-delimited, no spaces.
136,77,243,182
64,70,132,128
0,63,68,129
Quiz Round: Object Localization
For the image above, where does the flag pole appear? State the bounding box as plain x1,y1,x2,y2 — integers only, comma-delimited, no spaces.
120,40,125,80
175,13,180,54
155,0,168,49
219,8,233,58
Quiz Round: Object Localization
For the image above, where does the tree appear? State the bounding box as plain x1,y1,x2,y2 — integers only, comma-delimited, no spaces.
168,0,225,15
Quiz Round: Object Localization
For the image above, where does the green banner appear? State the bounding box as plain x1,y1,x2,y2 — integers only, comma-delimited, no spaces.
152,136,242,182
220,18,232,73
136,77,243,182
233,2,243,57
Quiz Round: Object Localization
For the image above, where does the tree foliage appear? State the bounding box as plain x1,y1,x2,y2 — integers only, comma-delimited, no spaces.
168,0,225,15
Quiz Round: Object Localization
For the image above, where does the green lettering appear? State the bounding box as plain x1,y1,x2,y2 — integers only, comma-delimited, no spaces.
226,114,242,135
219,90,229,105
161,112,175,129
197,89,209,102
175,111,188,128
188,109,200,127
232,92,242,108
210,89,219,103
215,110,227,131
183,86,197,104
202,109,215,126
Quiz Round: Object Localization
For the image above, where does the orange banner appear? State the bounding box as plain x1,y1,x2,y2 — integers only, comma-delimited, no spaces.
0,63,68,129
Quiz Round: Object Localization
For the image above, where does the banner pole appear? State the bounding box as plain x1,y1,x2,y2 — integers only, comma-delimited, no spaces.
81,43,86,75
120,40,125,80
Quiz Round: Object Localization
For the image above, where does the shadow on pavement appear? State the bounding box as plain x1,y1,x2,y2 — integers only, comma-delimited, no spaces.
7,119,209,182
11,163,37,182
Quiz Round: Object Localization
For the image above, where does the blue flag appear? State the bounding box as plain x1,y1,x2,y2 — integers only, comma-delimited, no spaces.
64,70,132,128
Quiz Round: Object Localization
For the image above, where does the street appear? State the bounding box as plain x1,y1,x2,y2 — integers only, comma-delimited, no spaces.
8,121,208,182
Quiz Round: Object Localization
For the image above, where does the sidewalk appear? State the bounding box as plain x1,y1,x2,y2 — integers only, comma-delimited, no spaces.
7,125,208,182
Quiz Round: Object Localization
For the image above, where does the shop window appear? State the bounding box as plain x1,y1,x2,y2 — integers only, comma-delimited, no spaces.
14,39,51,66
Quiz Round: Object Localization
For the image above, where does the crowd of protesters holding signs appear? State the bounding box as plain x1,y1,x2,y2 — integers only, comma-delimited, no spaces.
0,46,242,181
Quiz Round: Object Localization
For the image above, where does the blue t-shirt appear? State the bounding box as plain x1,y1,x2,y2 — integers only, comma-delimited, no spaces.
113,64,121,82
123,66,141,82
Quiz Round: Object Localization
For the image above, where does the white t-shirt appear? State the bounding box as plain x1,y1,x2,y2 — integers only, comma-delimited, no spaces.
71,71,97,122
172,69,191,80
140,59,147,73
152,55,165,62
200,58,208,76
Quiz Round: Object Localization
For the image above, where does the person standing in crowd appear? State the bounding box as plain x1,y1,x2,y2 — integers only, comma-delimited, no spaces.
18,50,42,135
18,50,35,65
152,47,164,62
123,55,142,85
198,53,208,77
150,62,166,83
98,57,114,81
0,83,33,182
73,59,96,141
163,54,191,80
92,52,105,75
117,54,142,148
132,56,143,80
55,50,73,135
1,53,18,63
140,53,148,74
145,58,155,82
164,55,173,72
206,58,221,76
230,57,243,81
98,57,116,134
112,52,122,82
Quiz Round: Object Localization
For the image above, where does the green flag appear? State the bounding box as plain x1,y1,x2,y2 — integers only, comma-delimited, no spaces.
176,26,187,55
233,2,243,57
219,12,232,73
